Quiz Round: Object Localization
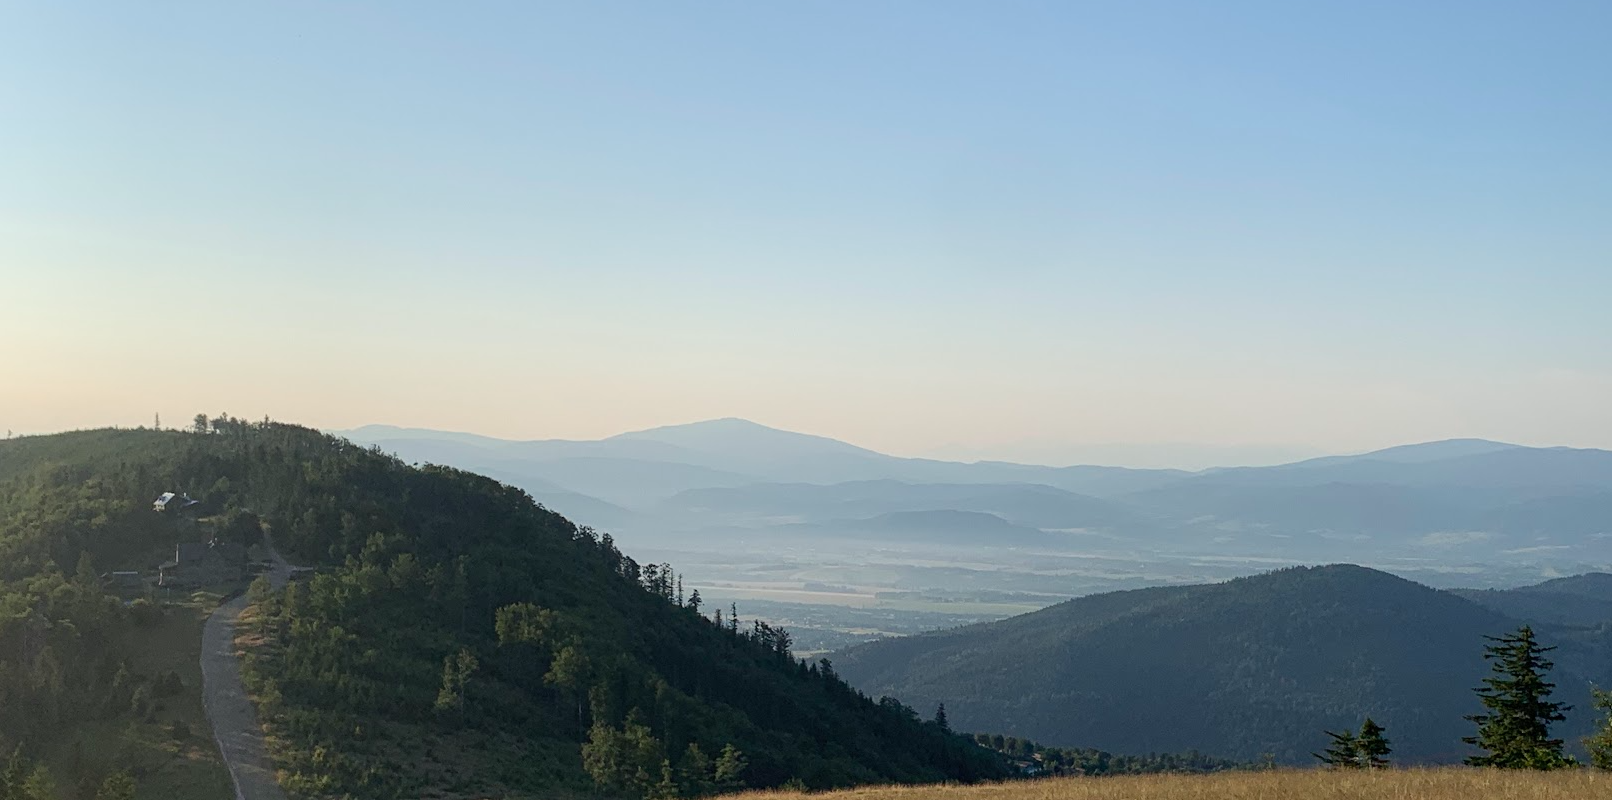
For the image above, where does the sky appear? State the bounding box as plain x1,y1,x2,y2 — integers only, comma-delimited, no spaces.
2,2,1610,468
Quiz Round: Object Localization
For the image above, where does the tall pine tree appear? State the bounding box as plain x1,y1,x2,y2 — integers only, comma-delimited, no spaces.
1464,626,1573,769
1357,718,1391,769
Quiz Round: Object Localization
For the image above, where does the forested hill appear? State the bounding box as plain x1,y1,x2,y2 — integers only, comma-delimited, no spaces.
0,424,1004,798
833,564,1612,764
1452,573,1612,628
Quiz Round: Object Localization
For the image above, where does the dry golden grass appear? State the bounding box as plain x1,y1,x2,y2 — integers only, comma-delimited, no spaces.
730,768,1612,800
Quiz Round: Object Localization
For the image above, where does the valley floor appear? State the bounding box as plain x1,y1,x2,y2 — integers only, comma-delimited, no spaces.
731,769,1612,800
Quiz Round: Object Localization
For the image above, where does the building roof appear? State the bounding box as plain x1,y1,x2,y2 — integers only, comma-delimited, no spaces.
154,492,201,511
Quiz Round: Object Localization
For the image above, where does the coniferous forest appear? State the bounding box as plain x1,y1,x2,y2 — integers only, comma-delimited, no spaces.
0,423,1004,798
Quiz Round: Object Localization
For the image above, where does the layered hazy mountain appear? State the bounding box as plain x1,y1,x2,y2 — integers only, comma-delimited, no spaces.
340,420,1612,572
344,419,1188,501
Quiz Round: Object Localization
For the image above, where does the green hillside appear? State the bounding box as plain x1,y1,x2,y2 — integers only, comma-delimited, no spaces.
1453,574,1612,628
0,428,239,799
0,424,1005,799
833,565,1612,764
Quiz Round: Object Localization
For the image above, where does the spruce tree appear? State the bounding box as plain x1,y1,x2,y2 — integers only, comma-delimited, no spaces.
648,759,679,800
1,746,27,800
1464,625,1573,769
432,648,478,718
677,743,713,796
714,744,747,791
934,703,950,732
1357,718,1391,768
1312,728,1361,768
1586,687,1612,770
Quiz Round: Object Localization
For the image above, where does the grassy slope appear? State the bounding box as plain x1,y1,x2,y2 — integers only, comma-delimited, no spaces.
731,769,1612,800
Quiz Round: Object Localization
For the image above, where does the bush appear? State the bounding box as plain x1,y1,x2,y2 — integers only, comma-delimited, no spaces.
156,670,184,697
129,598,163,627
130,685,153,717
247,575,274,605
96,771,136,800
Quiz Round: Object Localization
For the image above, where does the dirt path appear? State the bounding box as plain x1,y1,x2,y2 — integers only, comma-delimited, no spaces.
200,537,291,800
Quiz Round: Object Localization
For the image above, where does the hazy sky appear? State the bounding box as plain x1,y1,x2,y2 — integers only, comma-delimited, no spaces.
3,2,1610,467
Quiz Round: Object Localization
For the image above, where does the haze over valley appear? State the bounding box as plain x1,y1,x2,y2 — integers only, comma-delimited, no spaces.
341,419,1612,655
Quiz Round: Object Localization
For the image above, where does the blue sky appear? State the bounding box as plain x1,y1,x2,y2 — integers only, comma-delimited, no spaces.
3,2,1609,467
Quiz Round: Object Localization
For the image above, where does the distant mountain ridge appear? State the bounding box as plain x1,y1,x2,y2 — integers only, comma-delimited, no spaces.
339,420,1194,483
341,421,1590,483
338,422,1612,569
1275,438,1525,468
612,417,883,458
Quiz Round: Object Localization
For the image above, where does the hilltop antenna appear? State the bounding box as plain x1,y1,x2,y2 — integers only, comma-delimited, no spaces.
154,412,161,430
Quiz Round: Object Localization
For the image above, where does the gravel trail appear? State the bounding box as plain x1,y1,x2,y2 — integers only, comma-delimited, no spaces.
200,537,291,800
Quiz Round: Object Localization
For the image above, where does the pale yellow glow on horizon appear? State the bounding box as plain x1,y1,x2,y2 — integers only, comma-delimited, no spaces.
5,214,1611,469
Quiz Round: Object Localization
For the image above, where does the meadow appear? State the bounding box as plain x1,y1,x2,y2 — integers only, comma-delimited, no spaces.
730,769,1612,800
